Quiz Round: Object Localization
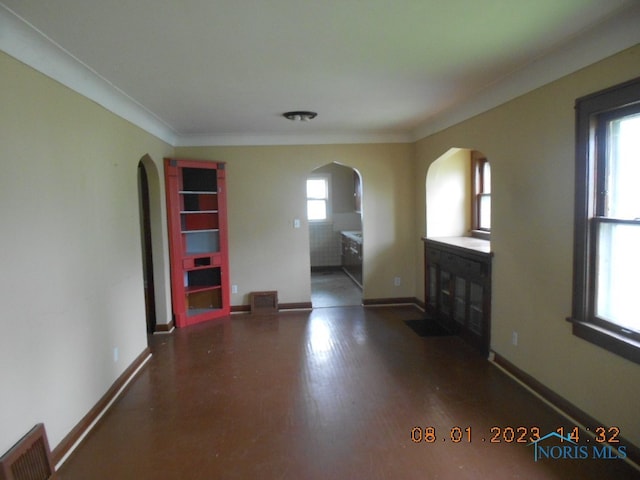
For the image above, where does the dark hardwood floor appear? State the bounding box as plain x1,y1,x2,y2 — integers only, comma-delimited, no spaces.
58,306,639,479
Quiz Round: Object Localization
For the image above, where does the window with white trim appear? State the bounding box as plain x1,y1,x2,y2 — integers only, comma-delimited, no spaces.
306,175,331,222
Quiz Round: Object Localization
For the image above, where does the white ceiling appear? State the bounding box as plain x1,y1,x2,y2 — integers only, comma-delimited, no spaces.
2,1,639,146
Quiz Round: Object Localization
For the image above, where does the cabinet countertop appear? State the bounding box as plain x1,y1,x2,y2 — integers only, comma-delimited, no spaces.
341,231,363,243
423,236,491,255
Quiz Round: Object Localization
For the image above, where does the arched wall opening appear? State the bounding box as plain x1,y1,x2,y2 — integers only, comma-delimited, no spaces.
423,148,493,354
137,154,172,332
426,148,490,239
307,162,363,307
137,159,156,333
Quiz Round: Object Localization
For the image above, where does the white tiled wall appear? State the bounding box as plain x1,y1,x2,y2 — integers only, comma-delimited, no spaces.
309,213,362,267
309,223,341,267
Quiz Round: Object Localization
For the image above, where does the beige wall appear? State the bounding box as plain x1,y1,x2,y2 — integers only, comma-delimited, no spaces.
0,51,173,454
175,144,415,304
414,45,640,446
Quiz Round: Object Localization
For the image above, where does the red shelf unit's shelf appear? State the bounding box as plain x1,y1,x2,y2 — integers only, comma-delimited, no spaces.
165,158,230,327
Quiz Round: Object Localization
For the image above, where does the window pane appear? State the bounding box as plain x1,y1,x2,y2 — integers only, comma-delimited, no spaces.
482,162,491,194
606,113,640,219
479,194,491,230
596,222,640,332
307,179,327,199
307,199,327,220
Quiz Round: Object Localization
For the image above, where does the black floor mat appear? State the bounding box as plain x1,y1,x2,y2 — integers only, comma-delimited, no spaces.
404,319,454,337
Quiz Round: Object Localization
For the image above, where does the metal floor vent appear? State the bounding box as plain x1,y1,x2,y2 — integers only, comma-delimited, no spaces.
250,291,278,314
0,424,56,480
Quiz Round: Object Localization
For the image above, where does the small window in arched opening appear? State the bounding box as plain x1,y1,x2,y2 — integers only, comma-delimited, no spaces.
471,152,491,239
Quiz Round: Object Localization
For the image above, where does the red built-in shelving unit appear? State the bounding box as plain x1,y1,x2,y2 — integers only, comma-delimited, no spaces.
164,158,230,327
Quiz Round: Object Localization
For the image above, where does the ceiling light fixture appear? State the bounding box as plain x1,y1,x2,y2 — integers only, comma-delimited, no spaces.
283,111,317,122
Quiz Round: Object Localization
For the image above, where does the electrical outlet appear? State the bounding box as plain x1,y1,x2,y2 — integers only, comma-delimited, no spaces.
232,284,238,294
293,218,300,229
113,347,119,363
394,276,401,286
511,331,518,346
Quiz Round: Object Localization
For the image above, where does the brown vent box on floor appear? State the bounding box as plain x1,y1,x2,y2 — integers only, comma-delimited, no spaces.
249,291,278,314
0,423,57,480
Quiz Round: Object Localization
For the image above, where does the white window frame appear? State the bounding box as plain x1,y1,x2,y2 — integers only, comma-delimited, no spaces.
306,174,332,223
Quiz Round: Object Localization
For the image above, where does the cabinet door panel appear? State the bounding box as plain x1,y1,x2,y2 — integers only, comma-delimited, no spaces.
469,282,484,335
427,266,437,310
439,270,452,316
454,277,467,326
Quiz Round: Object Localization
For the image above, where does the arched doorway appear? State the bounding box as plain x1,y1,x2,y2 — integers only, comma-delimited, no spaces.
307,162,363,307
137,158,156,333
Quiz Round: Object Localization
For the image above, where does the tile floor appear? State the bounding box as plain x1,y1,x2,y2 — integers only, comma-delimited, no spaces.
310,269,362,308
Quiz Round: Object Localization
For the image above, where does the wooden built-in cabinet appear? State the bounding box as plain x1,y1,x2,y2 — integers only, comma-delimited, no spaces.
165,159,230,327
341,232,362,287
423,237,492,354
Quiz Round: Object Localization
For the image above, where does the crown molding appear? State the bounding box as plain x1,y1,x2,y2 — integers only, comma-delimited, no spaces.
411,3,640,142
0,4,178,146
174,131,412,147
1,3,408,147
